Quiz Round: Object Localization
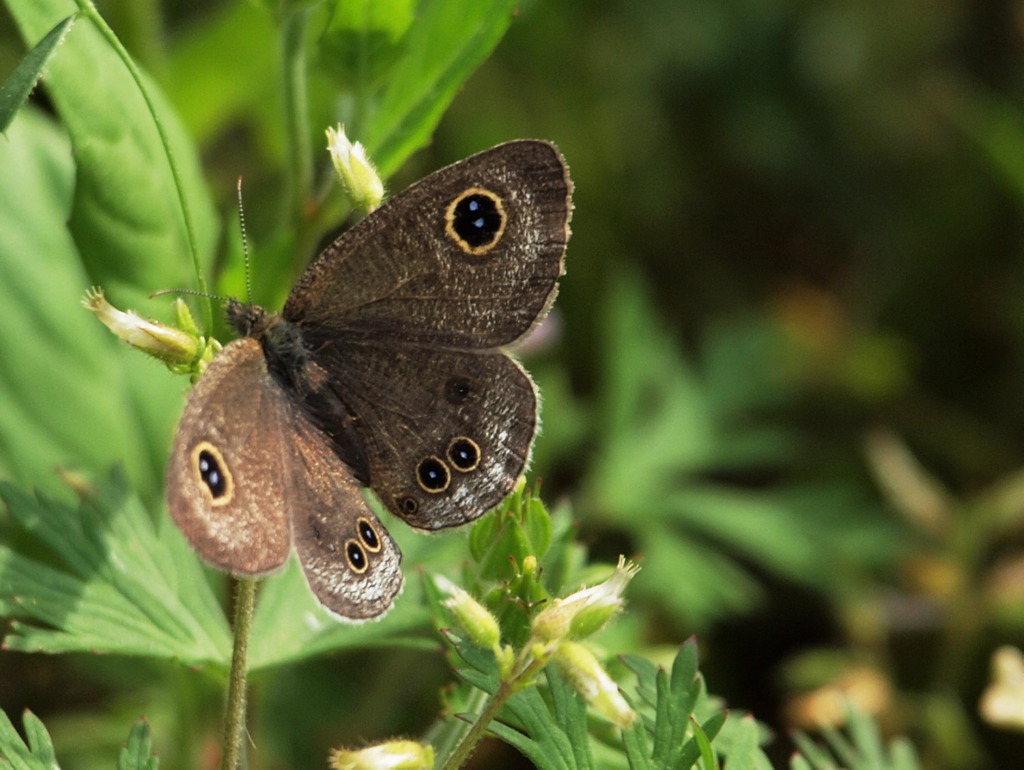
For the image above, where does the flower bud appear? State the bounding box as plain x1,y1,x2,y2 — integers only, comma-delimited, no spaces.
981,646,1024,730
533,557,639,642
328,740,433,770
326,125,384,213
553,641,636,727
83,287,199,367
434,575,501,651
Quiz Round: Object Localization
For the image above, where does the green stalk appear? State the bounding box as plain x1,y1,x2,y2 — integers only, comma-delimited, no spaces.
222,578,258,770
440,655,547,770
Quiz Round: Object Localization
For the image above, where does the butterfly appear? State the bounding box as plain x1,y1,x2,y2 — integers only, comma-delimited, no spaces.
166,140,572,619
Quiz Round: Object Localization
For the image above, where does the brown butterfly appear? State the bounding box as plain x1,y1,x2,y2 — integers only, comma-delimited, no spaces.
166,141,572,620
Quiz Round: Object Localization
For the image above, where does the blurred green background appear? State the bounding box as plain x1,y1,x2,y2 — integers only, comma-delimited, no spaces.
3,0,1024,767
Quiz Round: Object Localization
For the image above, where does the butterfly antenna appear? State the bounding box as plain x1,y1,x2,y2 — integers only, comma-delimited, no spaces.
150,287,229,301
237,176,254,305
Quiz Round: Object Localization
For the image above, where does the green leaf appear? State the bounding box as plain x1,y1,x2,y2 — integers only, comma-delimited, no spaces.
163,3,278,147
721,716,767,770
691,716,720,770
0,107,170,497
619,641,764,770
488,674,584,770
0,14,76,134
0,471,231,667
544,668,594,770
789,704,922,770
444,632,585,770
117,719,159,770
0,709,57,770
356,0,517,175
0,0,218,500
317,0,416,89
582,273,883,626
6,0,217,303
247,550,435,672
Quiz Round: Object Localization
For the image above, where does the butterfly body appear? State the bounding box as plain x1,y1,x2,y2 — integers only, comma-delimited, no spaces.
167,141,572,620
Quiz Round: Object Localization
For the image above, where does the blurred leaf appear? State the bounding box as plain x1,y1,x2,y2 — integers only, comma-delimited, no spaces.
317,0,416,88
790,704,922,770
163,2,278,148
580,273,887,625
0,709,57,770
0,106,191,502
0,470,231,667
948,89,1024,213
6,0,218,307
247,548,436,672
0,0,219,499
117,719,158,770
0,14,76,134
356,0,517,175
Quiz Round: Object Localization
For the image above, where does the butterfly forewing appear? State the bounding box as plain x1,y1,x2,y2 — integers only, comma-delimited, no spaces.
283,140,571,349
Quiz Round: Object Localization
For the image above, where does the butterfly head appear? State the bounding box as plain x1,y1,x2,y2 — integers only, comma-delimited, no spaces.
226,298,277,339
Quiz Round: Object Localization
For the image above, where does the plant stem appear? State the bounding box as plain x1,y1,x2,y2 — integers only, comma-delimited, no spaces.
441,655,547,770
222,578,257,770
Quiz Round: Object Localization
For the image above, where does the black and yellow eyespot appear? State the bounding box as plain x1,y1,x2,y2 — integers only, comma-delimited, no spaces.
447,437,481,472
445,187,506,255
416,456,451,493
345,539,369,573
191,441,234,506
357,517,382,552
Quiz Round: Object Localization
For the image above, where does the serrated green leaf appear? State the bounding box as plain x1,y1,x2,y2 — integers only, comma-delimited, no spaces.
790,732,837,769
721,716,763,770
788,705,922,770
619,643,745,769
247,552,435,672
889,739,920,770
118,719,159,770
819,722,858,768
20,712,56,769
691,716,719,770
581,272,881,628
0,709,56,770
0,472,231,667
0,14,76,134
447,632,501,695
622,722,653,770
671,640,700,702
499,684,578,770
